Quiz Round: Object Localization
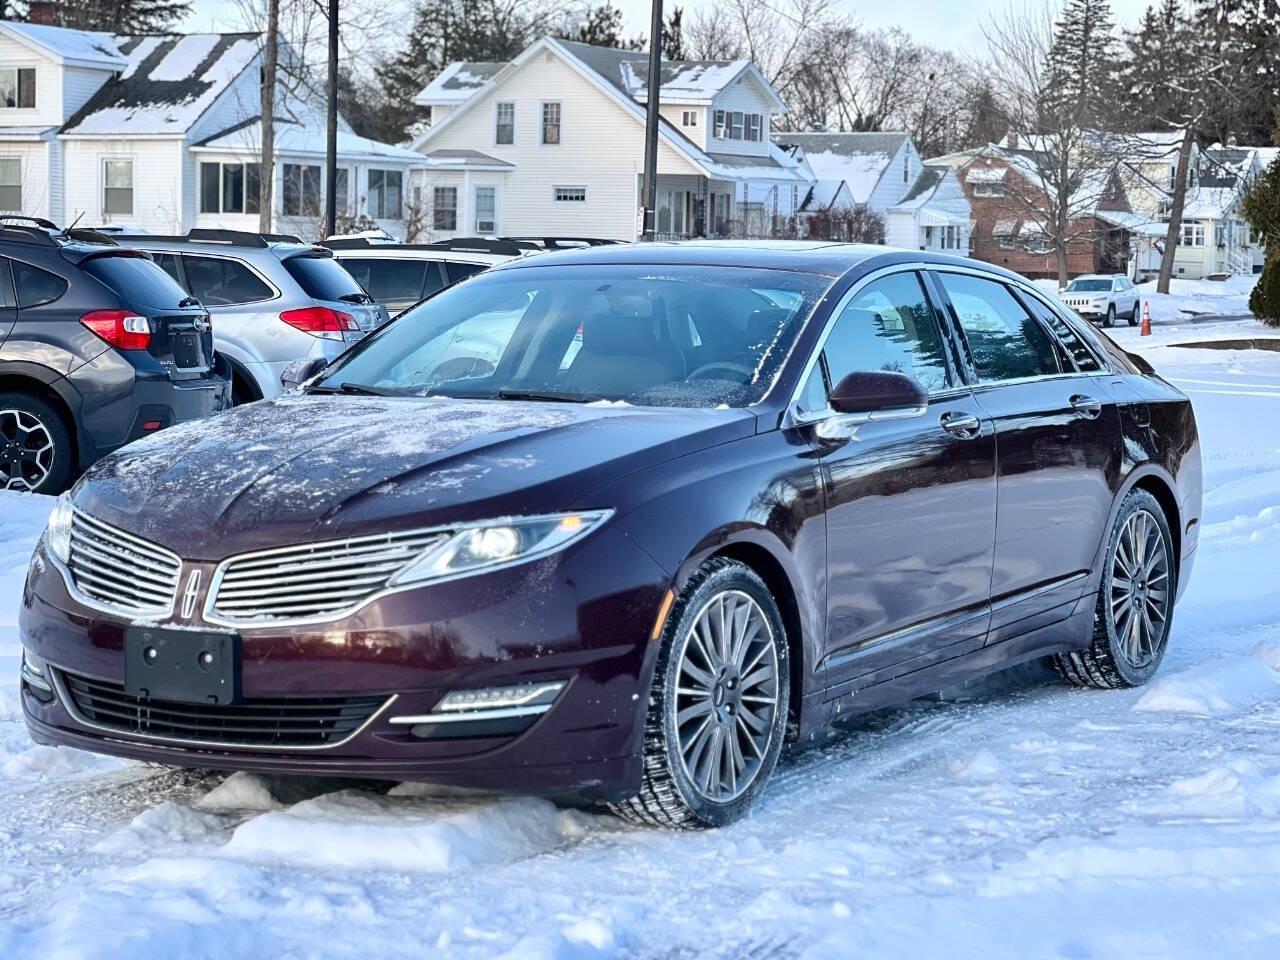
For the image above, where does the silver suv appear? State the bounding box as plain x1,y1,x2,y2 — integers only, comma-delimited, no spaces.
115,230,389,403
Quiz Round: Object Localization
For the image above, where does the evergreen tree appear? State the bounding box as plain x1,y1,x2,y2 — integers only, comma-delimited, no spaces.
1042,0,1122,131
16,0,190,33
1242,155,1280,324
1121,0,1194,130
1192,0,1280,144
555,3,643,48
662,7,685,60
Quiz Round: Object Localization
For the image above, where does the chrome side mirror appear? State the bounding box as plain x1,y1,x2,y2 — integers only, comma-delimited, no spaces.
817,371,928,440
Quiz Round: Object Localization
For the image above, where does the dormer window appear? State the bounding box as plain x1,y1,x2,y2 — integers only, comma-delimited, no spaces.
682,110,697,127
0,68,35,109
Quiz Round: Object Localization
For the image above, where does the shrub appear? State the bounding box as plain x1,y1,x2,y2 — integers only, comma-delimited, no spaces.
1250,255,1280,327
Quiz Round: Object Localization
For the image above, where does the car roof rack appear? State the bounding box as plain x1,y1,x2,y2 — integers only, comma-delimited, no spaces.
0,214,59,230
504,236,623,249
320,236,525,256
0,222,58,246
109,228,304,247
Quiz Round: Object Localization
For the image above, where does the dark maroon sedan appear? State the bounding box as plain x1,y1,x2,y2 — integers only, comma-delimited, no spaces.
20,242,1201,828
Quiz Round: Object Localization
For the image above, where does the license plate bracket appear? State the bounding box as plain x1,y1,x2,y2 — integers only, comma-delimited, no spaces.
124,626,240,705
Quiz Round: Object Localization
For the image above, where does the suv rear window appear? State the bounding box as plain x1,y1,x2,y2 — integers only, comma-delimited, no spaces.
283,255,365,302
82,254,190,310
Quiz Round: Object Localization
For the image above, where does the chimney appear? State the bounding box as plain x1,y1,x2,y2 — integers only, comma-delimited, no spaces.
1226,133,1238,147
1005,131,1018,150
26,1,58,25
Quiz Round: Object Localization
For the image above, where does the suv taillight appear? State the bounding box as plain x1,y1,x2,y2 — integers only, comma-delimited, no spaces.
81,309,152,350
280,306,359,340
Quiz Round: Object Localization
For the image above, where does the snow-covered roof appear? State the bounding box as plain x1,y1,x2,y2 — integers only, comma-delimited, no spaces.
61,33,260,136
1181,185,1240,220
779,133,908,204
992,218,1018,236
799,179,848,212
701,145,810,182
965,166,1006,184
413,61,507,106
0,20,125,69
894,165,947,210
195,116,424,163
421,148,514,170
1095,209,1167,236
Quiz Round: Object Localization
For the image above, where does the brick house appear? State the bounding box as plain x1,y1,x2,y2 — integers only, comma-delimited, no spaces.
931,142,1135,280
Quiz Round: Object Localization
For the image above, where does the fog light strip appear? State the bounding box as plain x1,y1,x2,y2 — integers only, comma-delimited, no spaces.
388,704,553,725
21,659,52,692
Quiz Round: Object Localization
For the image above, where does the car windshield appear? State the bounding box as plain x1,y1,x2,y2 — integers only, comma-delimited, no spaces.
312,264,830,408
1066,279,1111,292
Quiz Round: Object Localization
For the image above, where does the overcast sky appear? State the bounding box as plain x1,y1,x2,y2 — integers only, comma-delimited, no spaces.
183,0,1162,61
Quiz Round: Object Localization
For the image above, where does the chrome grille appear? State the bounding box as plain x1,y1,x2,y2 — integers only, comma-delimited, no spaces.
209,528,448,624
67,510,181,617
59,670,388,748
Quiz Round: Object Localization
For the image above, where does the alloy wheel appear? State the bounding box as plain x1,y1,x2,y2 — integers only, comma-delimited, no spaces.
672,589,780,803
0,409,55,492
1110,508,1170,669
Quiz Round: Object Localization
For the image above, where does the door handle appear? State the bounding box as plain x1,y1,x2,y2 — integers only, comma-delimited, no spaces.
1070,395,1103,419
939,411,981,438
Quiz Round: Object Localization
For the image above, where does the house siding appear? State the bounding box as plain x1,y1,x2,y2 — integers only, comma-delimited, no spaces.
61,65,109,121
418,50,704,240
865,141,919,215
62,138,187,231
0,35,63,127
706,76,771,158
0,140,51,217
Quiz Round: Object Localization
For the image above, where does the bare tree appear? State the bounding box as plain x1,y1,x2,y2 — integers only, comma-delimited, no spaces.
259,0,279,234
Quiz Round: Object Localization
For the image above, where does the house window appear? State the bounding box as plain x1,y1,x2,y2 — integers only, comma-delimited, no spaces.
475,186,496,233
1180,222,1205,247
745,114,758,141
102,159,133,216
682,110,698,127
553,186,586,202
496,102,514,145
730,111,744,139
282,163,321,217
433,186,457,230
199,161,263,215
334,167,349,217
368,169,402,219
972,182,1005,197
903,155,909,183
0,158,20,211
0,67,35,109
713,110,726,138
542,102,561,144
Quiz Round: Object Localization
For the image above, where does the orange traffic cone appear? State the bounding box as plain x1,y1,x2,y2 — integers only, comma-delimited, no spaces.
1140,301,1152,336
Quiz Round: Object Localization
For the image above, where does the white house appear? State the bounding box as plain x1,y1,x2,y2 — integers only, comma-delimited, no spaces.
0,20,424,238
776,132,971,253
410,37,810,241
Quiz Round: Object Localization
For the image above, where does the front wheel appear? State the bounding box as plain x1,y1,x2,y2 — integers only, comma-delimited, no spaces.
1054,489,1176,688
1129,301,1141,326
1104,305,1116,328
611,557,790,829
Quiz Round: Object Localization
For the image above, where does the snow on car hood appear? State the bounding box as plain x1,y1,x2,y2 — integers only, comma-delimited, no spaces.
73,394,755,559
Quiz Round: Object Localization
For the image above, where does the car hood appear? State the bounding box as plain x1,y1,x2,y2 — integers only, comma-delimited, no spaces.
74,394,756,560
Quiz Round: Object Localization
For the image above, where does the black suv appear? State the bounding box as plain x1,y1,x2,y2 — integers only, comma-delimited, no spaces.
0,219,231,493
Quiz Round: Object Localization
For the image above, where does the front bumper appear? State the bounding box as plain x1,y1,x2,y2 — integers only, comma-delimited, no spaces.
19,527,670,801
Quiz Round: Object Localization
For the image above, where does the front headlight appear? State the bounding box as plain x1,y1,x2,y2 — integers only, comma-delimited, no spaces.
46,492,73,563
389,511,613,586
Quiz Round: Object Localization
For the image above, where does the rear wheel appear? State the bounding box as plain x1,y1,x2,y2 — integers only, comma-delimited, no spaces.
1104,304,1116,328
1054,489,1175,688
611,557,790,829
0,393,72,494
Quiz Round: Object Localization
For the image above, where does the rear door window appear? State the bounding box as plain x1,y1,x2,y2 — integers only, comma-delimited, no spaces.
1023,296,1102,372
154,252,185,288
283,255,365,302
938,273,1060,383
183,255,273,305
12,262,67,308
0,258,15,308
82,254,190,310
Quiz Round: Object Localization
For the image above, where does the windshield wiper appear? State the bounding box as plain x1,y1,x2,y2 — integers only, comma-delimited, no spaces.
338,292,373,305
498,388,598,404
309,381,407,397
178,296,202,308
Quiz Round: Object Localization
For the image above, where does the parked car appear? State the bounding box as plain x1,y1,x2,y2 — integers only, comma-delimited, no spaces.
0,219,230,494
21,242,1200,829
1060,274,1141,327
321,236,525,314
115,230,388,404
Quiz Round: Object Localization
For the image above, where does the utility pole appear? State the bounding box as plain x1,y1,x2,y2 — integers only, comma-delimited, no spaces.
259,0,279,235
641,0,662,241
324,0,339,239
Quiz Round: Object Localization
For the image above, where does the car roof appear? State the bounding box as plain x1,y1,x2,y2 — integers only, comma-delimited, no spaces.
493,240,1028,283
328,247,512,265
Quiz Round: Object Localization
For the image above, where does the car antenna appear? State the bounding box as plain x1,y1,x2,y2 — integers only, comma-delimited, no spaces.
60,212,85,236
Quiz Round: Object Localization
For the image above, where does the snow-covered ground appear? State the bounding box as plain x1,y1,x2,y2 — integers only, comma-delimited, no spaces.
1038,272,1258,323
3,320,1280,957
